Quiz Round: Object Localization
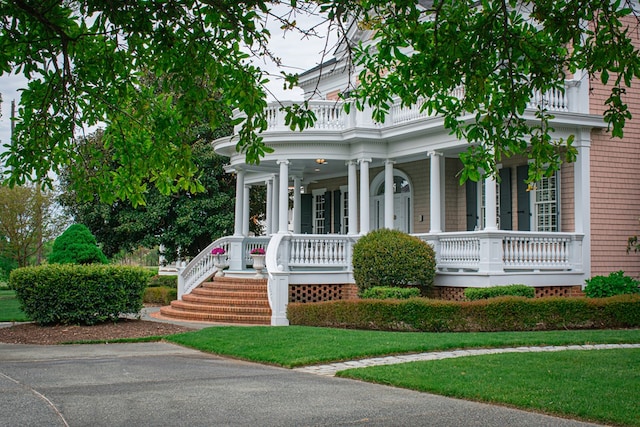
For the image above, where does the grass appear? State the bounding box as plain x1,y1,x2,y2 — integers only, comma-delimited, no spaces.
0,290,29,322
337,349,640,427
165,326,640,367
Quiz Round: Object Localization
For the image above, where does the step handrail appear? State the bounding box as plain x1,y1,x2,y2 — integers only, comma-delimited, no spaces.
178,237,231,299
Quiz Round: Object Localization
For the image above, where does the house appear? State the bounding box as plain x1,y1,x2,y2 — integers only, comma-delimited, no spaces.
163,10,640,326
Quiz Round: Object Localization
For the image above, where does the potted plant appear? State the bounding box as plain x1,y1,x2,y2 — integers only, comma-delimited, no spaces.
211,247,227,277
250,247,266,278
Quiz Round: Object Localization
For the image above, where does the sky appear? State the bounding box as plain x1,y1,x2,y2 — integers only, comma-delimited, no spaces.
0,8,333,152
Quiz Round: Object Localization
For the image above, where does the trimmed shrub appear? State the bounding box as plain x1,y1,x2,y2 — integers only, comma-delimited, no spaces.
584,271,640,298
352,229,436,293
360,286,421,300
143,286,177,305
10,264,147,325
287,294,640,332
48,224,108,265
465,284,535,301
147,275,177,288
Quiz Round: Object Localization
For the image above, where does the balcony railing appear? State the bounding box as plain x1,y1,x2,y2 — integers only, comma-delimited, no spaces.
250,80,579,135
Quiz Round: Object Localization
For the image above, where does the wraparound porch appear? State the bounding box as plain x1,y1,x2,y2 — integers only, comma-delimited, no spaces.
177,231,585,325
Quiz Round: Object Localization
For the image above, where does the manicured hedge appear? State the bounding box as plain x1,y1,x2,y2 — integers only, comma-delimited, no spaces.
287,295,640,332
147,274,177,288
465,284,535,301
143,286,177,305
10,264,148,325
360,286,421,300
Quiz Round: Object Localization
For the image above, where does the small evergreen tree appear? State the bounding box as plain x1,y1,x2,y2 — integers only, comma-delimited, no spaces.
48,224,108,265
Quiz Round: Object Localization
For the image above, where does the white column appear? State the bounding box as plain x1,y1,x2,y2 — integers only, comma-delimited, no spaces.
265,179,273,235
574,130,591,277
384,160,395,229
278,160,289,233
429,151,442,233
233,169,245,236
243,184,250,236
271,174,279,235
293,176,301,234
359,158,371,234
348,161,358,235
484,173,498,230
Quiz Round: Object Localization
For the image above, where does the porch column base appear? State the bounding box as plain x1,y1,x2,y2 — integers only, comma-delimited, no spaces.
269,272,290,326
227,236,247,271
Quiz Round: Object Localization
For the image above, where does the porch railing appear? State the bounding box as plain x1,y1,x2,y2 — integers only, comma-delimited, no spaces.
418,231,583,273
177,237,232,298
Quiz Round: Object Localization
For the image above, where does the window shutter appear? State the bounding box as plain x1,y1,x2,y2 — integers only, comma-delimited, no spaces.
499,168,512,230
324,190,332,234
516,165,531,231
466,180,478,231
333,190,341,234
300,194,313,234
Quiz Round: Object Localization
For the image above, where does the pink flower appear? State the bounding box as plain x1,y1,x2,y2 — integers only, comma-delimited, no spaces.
250,247,265,255
211,247,226,255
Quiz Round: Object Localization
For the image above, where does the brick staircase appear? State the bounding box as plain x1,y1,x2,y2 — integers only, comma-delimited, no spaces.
159,276,271,325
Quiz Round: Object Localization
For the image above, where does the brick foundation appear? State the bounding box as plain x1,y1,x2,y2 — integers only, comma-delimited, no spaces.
428,285,585,301
289,284,359,303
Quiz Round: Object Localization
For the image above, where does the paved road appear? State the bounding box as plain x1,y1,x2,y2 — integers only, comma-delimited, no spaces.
0,342,602,427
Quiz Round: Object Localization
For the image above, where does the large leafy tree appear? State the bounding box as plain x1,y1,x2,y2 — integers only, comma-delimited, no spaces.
0,184,67,267
2,0,640,204
60,129,266,262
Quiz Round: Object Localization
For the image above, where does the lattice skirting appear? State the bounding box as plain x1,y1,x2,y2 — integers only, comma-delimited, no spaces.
289,284,359,303
427,285,585,301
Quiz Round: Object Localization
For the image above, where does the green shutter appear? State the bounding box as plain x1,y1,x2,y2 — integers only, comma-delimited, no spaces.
499,168,512,230
466,180,478,231
324,190,332,234
516,165,531,231
300,194,313,234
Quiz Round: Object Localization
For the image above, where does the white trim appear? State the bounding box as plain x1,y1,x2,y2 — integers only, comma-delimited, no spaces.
370,168,414,233
312,188,327,234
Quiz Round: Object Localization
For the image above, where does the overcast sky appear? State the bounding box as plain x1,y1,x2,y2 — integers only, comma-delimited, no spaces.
0,9,332,152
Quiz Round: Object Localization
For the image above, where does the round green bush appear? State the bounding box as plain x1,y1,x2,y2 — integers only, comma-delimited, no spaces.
48,224,108,265
584,271,640,298
352,229,436,293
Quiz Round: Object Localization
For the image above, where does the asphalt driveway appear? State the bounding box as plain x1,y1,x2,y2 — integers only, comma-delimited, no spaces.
0,342,602,427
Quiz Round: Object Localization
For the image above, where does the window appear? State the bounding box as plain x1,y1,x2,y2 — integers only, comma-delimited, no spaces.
312,189,326,234
534,173,559,232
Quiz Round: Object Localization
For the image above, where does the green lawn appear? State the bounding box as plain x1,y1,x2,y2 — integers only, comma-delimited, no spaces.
165,325,640,367
0,290,29,322
338,349,640,427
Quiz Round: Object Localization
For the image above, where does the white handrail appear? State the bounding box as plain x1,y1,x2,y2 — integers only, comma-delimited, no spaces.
178,237,232,298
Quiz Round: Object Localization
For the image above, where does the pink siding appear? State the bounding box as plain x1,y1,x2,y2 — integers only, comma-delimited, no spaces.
589,18,640,278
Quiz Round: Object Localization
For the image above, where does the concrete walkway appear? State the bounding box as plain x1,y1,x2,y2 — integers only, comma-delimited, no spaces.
294,343,640,376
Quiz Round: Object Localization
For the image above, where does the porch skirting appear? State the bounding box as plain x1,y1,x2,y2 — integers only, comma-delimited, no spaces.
427,285,585,301
289,283,359,303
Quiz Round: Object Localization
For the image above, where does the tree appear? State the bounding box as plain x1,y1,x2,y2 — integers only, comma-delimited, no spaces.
2,1,639,204
0,184,66,267
341,0,640,183
59,130,267,262
48,224,108,264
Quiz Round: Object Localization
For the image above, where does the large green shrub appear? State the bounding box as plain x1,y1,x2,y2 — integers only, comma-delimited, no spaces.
10,264,147,325
352,229,436,292
360,286,421,300
465,284,535,301
584,271,640,298
48,224,108,265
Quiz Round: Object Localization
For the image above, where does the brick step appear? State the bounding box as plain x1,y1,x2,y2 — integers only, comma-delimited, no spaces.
159,306,270,325
200,281,267,292
160,277,270,325
170,300,271,315
191,288,267,299
181,294,270,307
